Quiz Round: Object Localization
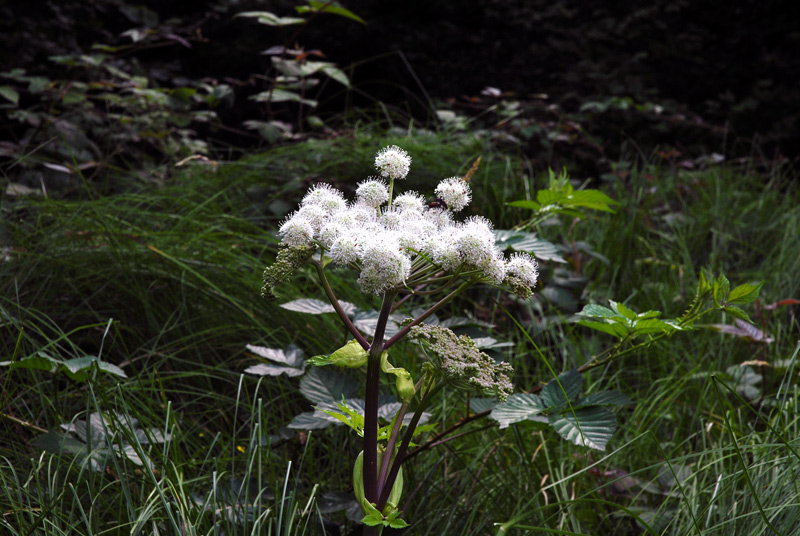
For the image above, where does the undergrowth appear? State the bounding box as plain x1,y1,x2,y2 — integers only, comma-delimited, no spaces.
1,133,799,535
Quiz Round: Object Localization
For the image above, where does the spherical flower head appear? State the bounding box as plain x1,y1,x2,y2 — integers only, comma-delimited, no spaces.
295,204,327,233
455,227,495,266
329,229,366,265
355,179,389,208
435,177,472,212
345,203,379,226
424,206,454,230
318,222,345,249
358,236,411,294
379,207,405,231
302,183,345,214
506,253,539,287
481,250,508,284
375,145,411,180
393,191,426,213
278,215,315,247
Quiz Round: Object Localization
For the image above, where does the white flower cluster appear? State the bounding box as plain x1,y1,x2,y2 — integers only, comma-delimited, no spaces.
277,147,539,296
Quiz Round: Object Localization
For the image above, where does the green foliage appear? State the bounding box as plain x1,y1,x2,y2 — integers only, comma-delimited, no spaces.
490,370,632,451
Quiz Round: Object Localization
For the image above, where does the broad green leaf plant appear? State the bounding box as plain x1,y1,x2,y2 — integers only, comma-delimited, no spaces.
255,146,762,533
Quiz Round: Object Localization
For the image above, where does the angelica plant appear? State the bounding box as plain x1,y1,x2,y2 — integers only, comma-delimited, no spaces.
261,145,537,531
256,146,764,533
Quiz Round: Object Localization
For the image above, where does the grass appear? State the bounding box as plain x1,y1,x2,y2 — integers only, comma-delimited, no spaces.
1,129,799,535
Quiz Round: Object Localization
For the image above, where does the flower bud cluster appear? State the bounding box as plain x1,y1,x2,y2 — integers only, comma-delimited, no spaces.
409,324,513,400
275,146,539,296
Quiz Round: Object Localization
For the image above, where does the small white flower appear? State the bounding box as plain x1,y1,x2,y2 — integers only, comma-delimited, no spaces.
375,145,411,180
435,177,472,212
506,253,539,287
356,179,390,208
393,191,426,213
279,215,315,247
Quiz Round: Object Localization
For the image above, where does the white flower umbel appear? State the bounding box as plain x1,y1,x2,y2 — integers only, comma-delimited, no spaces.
279,215,314,247
358,235,411,294
318,222,346,250
302,183,346,215
375,145,411,180
356,179,390,208
296,204,327,232
435,177,472,212
393,192,426,213
330,229,366,265
506,252,539,287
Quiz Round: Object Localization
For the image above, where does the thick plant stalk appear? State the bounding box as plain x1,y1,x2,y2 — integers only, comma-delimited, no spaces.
363,291,397,505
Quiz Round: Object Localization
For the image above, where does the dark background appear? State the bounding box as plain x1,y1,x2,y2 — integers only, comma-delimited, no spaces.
2,0,798,175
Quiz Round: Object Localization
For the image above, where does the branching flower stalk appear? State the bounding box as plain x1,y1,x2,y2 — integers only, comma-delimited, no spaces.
261,145,539,532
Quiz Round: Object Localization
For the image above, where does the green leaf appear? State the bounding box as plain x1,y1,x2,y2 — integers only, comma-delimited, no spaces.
576,320,629,338
299,367,358,404
721,305,753,323
321,65,351,87
249,89,317,107
541,369,582,409
610,301,638,321
506,200,542,210
33,432,86,455
548,406,616,450
298,1,366,24
0,352,59,372
280,298,335,314
245,344,305,377
308,339,368,368
489,393,546,428
287,409,339,430
573,391,633,408
0,86,20,105
633,318,681,335
713,275,730,307
493,229,566,263
577,304,617,319
564,189,619,212
726,282,763,304
234,11,305,26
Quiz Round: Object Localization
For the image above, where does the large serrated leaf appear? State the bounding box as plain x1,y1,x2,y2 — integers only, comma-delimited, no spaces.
245,344,305,367
577,304,617,319
726,282,763,304
299,367,358,404
33,432,87,455
0,352,59,372
573,391,633,408
489,393,547,429
280,298,336,314
494,230,566,263
576,319,629,338
287,410,340,430
548,406,616,450
541,369,582,408
245,343,305,376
